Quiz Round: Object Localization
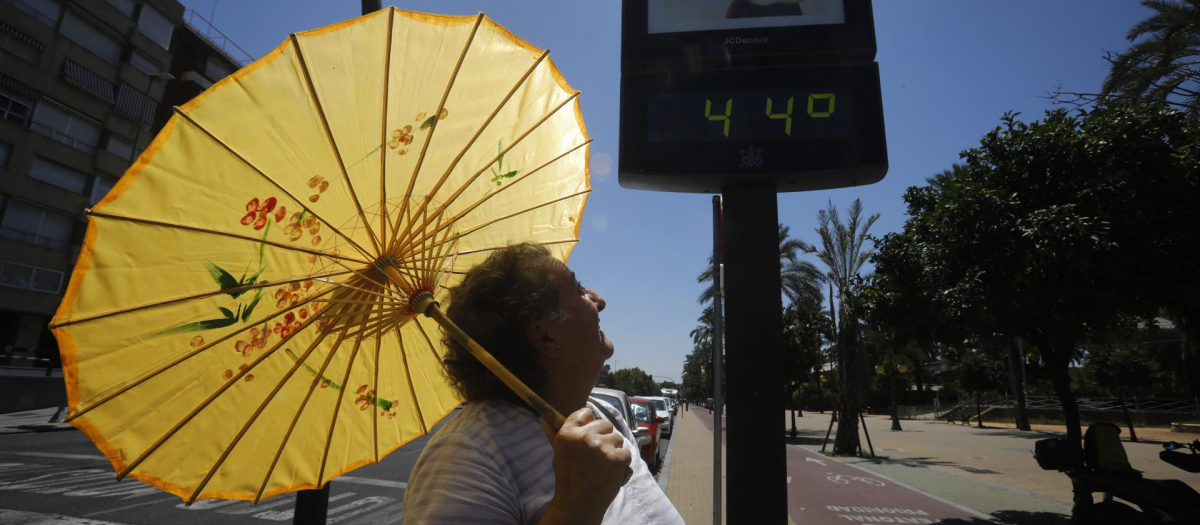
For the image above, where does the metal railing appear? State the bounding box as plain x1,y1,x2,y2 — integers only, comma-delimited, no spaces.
963,395,1200,414
182,9,253,66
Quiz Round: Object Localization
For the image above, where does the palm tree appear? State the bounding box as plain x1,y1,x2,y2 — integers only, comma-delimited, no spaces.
1102,0,1200,118
926,163,967,193
815,198,879,456
690,305,716,347
697,223,824,307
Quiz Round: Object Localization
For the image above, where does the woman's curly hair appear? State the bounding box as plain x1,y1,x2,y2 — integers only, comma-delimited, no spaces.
440,243,569,403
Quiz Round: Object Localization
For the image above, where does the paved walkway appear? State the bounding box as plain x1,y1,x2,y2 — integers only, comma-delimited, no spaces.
665,407,727,525
791,412,1198,506
0,407,71,434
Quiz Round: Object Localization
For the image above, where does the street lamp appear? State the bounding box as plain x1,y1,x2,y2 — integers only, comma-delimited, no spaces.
876,353,906,431
789,380,799,439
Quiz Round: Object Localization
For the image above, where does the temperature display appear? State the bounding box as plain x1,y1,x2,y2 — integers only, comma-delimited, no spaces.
646,89,854,142
618,63,886,193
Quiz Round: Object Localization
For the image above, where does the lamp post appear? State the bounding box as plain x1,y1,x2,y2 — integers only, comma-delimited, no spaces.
821,375,834,422
652,375,678,390
876,350,906,432
789,380,799,438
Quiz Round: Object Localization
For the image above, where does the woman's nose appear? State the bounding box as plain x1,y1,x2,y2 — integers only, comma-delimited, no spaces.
588,289,606,312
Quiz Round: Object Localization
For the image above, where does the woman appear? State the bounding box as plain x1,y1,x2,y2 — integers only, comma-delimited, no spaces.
403,243,684,524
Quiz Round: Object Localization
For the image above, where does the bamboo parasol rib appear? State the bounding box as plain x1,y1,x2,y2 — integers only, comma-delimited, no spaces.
172,108,376,263
290,33,382,255
389,14,485,251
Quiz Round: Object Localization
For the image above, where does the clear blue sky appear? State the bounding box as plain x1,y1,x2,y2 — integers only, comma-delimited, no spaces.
178,0,1151,383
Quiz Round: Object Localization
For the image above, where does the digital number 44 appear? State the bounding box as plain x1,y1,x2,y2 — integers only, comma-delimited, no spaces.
706,94,837,138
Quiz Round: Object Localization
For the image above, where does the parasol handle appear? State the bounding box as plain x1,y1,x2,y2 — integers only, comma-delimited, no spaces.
412,292,567,430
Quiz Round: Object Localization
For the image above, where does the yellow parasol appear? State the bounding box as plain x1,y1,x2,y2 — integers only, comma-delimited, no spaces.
49,7,589,504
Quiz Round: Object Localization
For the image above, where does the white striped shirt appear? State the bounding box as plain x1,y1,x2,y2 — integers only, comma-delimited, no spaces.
403,399,684,524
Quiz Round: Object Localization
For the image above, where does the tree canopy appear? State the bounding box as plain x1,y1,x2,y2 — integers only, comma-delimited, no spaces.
870,103,1200,451
610,367,660,397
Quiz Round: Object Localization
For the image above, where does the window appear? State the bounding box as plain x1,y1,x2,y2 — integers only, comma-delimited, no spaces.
137,4,174,50
204,57,232,82
0,262,64,293
30,100,101,154
0,87,33,126
129,50,164,76
6,0,61,28
0,199,74,250
104,133,134,162
631,402,653,424
30,156,88,194
0,142,9,168
60,9,123,64
90,173,116,205
0,21,43,64
102,0,135,18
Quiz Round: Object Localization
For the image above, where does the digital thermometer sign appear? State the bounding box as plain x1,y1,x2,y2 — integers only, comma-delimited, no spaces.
618,0,887,193
645,88,854,142
620,63,885,193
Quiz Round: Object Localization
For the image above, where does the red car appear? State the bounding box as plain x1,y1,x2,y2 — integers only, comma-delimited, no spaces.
629,396,667,473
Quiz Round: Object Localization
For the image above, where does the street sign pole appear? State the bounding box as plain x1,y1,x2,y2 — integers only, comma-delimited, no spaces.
710,195,724,525
619,3,884,523
293,483,330,525
722,185,786,523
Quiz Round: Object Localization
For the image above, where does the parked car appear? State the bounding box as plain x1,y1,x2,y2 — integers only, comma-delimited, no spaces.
589,387,635,428
629,396,667,473
590,387,652,452
644,396,673,436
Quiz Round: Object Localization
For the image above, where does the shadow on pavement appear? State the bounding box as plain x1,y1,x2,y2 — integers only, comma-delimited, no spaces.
939,510,1071,525
783,430,829,447
851,455,1005,475
966,425,1174,447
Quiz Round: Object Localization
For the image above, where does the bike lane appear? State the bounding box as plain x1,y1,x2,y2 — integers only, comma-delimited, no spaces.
786,444,985,524
693,410,990,524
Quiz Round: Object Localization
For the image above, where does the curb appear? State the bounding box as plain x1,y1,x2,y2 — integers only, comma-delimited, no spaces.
4,423,75,433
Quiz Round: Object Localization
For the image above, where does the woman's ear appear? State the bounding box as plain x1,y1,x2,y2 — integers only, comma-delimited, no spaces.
526,320,561,359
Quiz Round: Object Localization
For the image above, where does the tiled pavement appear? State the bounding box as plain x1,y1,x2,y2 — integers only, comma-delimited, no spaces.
664,406,726,525
665,407,798,525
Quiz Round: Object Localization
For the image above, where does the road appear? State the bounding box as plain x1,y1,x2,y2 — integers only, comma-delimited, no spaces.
0,421,429,525
0,407,673,524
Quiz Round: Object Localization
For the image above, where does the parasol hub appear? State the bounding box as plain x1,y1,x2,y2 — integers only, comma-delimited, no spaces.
411,291,439,317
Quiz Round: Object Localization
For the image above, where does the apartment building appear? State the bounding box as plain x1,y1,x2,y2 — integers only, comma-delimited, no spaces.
0,0,246,365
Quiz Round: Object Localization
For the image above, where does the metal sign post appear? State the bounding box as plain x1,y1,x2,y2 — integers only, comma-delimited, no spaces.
710,196,724,525
619,2,886,522
722,186,786,523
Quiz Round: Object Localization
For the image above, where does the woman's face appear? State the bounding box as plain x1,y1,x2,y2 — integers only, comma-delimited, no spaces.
542,261,614,370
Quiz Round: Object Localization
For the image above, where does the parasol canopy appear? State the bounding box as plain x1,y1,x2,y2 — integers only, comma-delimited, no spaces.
49,7,590,504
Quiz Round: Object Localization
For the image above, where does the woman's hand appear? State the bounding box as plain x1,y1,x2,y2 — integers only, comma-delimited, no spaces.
537,407,633,525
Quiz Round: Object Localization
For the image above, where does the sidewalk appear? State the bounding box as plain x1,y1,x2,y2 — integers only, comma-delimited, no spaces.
976,417,1188,443
665,407,726,525
0,406,72,434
